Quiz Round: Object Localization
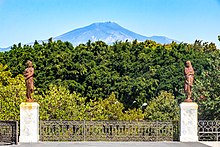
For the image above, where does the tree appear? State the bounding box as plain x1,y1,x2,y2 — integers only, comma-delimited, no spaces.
86,92,144,120
86,93,124,120
35,85,87,120
1,39,219,119
0,64,26,120
144,91,180,121
193,53,220,120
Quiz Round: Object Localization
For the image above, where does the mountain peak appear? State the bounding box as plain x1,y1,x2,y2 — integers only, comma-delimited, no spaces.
83,21,122,31
91,21,118,26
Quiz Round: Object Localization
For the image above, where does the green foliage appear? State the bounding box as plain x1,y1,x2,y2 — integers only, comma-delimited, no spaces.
86,93,124,120
0,67,144,121
35,85,87,120
123,108,144,121
0,39,219,120
144,91,180,121
86,92,144,121
0,64,26,120
193,52,220,120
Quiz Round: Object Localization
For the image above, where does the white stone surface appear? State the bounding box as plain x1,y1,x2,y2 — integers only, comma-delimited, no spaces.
180,102,198,142
201,142,220,147
19,102,39,142
200,142,220,147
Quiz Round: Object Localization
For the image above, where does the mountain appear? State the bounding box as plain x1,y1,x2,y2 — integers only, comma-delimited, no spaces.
0,47,11,52
0,22,179,51
54,22,178,45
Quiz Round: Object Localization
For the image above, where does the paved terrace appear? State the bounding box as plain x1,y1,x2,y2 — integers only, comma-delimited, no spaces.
2,141,220,147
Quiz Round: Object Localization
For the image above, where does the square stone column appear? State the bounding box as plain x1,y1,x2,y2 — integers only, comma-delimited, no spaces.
20,102,39,142
180,102,198,142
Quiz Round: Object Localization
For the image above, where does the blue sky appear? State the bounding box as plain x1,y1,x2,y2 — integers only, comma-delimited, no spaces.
0,0,220,48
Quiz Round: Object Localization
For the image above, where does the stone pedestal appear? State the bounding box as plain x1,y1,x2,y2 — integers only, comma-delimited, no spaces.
180,102,198,142
19,102,39,142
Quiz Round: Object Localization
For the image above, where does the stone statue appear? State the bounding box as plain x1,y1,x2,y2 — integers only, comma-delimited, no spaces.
23,60,34,102
184,61,194,102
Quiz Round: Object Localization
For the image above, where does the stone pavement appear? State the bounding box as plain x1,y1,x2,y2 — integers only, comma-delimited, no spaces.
2,141,218,147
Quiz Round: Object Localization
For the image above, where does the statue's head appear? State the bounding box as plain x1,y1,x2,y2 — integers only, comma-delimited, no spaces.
26,60,33,67
185,60,191,67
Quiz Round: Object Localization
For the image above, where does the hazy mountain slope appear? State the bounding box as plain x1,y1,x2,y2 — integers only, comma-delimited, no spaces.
54,22,177,45
0,22,179,51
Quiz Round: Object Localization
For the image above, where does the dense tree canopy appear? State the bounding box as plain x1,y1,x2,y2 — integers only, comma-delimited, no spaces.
0,64,25,120
144,91,180,121
0,66,144,121
0,39,219,120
